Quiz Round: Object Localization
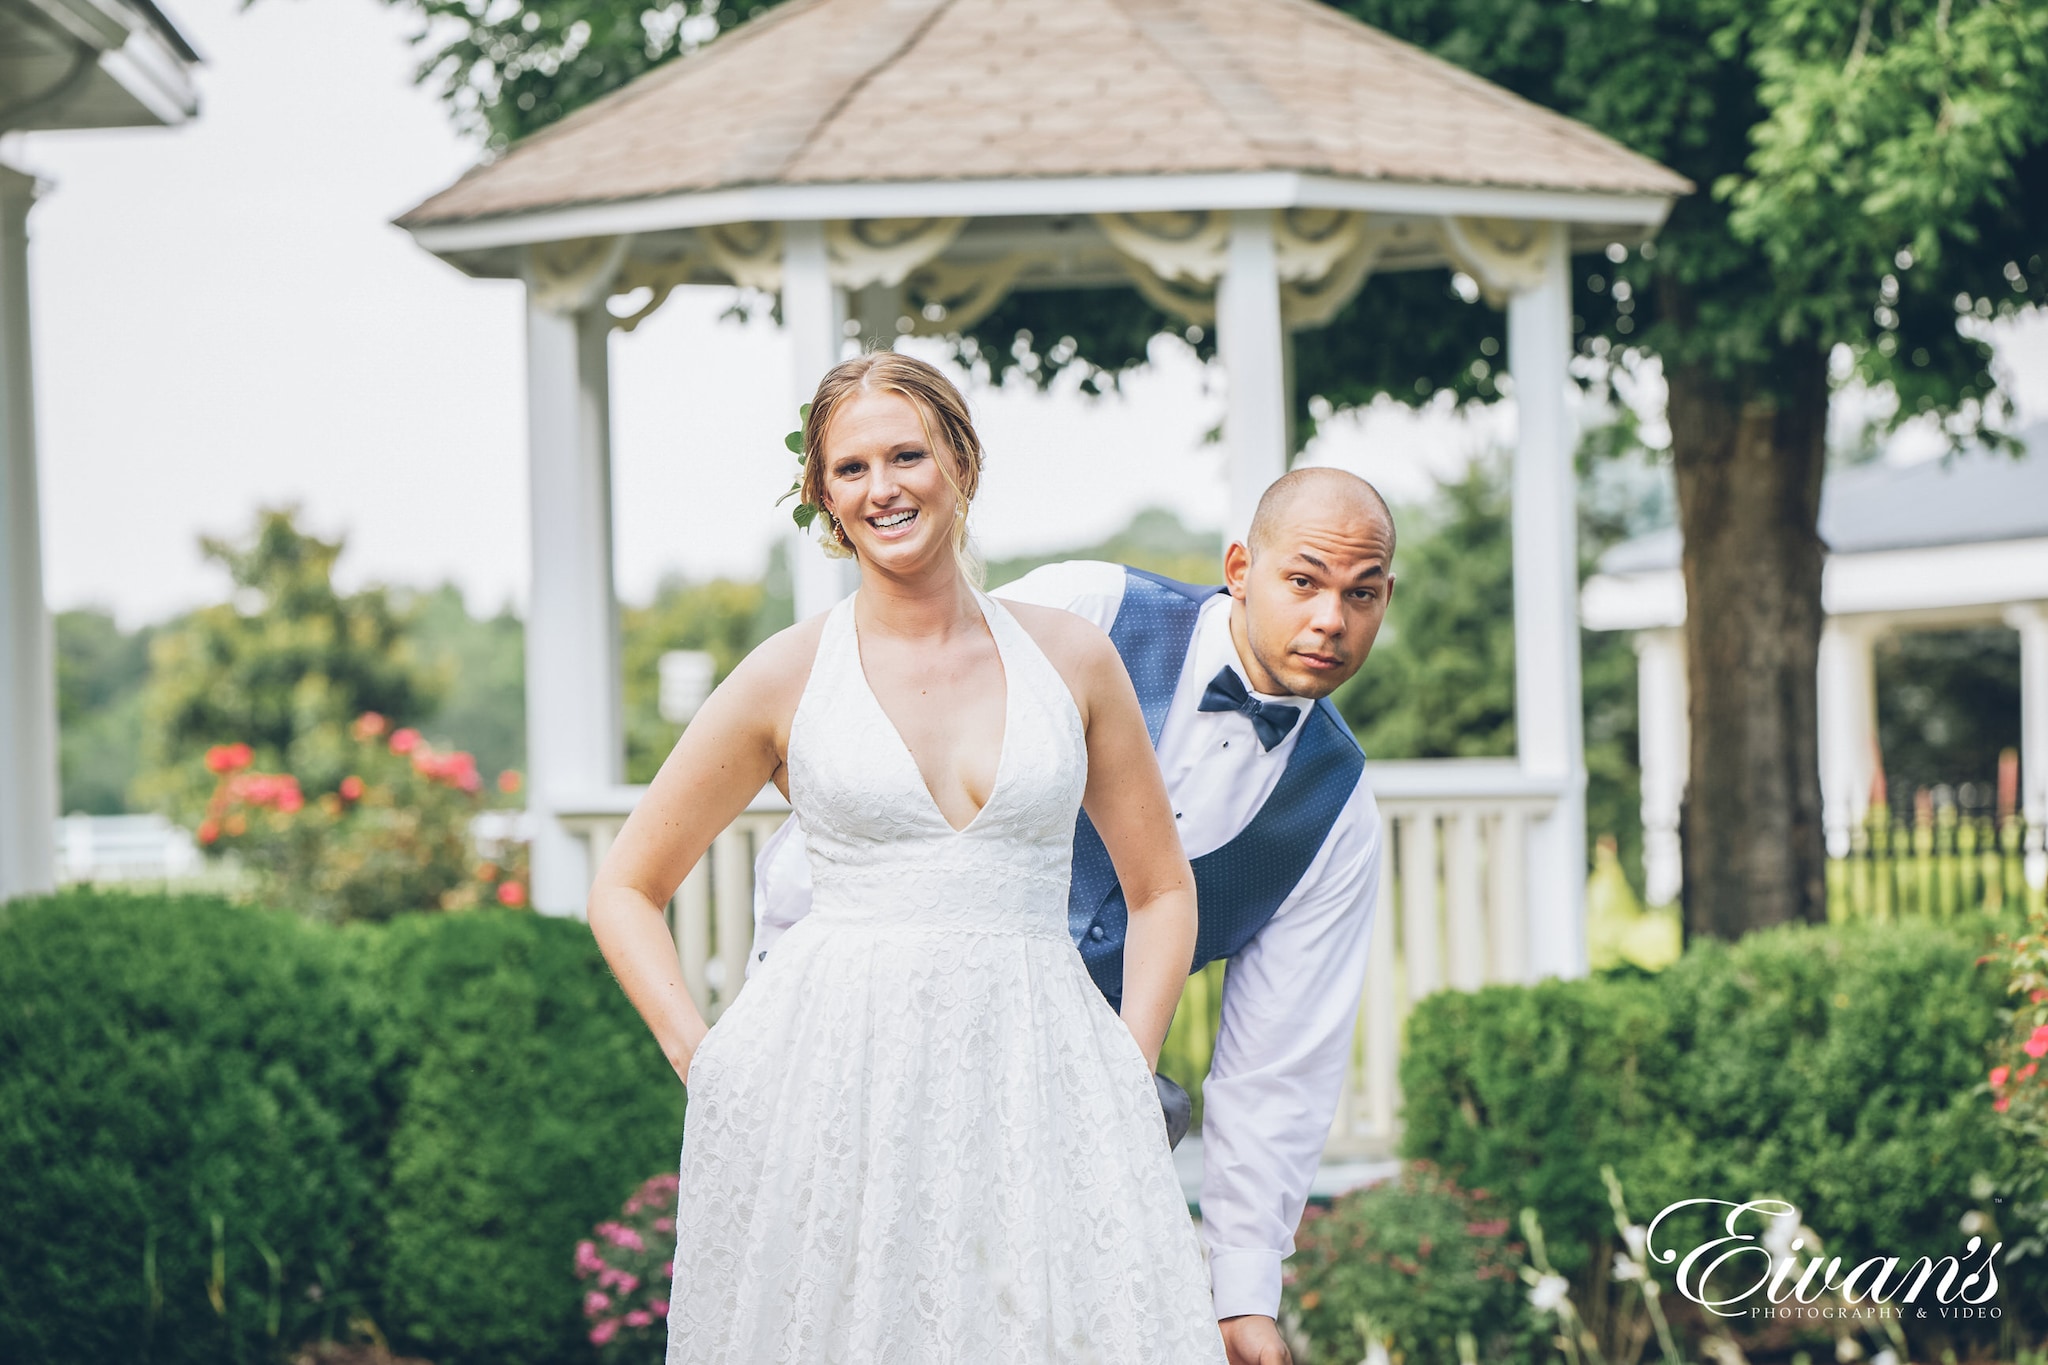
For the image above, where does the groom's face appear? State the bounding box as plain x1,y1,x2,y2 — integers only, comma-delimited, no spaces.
1224,505,1395,700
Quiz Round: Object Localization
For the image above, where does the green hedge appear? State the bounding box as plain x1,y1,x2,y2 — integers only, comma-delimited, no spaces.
1399,918,2038,1337
0,889,685,1365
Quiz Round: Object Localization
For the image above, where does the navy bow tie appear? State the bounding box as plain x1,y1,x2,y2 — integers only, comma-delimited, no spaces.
1197,667,1302,750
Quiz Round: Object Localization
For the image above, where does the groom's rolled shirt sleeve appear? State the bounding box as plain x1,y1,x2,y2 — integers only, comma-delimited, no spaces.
1198,782,1383,1321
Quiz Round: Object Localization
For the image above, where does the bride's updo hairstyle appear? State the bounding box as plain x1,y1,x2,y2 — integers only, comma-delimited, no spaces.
801,352,985,585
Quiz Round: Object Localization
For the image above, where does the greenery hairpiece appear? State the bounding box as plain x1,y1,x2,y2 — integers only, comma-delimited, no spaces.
774,402,819,530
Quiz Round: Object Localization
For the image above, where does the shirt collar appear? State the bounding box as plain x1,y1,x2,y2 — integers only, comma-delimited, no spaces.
1192,593,1314,716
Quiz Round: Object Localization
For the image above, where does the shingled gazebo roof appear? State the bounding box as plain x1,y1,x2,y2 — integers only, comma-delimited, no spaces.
401,0,1690,230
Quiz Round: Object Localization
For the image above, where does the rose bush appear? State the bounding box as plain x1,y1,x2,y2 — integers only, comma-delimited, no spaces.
573,1173,680,1360
195,710,527,922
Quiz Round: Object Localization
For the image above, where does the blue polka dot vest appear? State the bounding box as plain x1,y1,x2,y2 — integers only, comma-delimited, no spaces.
1069,568,1366,1010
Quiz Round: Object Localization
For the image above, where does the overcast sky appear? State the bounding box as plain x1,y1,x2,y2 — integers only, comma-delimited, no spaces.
16,0,2047,630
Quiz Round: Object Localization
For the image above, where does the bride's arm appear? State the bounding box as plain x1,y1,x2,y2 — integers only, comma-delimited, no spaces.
1045,617,1199,1071
587,619,822,1084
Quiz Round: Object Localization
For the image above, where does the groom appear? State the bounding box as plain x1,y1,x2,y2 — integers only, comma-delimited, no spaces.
751,466,1394,1365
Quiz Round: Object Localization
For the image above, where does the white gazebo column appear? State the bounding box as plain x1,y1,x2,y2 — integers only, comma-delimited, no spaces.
1633,627,1688,906
1217,209,1288,543
784,221,857,619
523,297,625,915
1507,223,1587,977
2007,602,2048,889
0,164,56,902
1817,616,1883,858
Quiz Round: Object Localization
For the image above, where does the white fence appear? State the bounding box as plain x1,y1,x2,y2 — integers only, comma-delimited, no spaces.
560,759,1566,1161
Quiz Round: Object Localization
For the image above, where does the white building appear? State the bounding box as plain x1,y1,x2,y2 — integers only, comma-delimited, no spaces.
0,0,201,900
1582,434,2048,904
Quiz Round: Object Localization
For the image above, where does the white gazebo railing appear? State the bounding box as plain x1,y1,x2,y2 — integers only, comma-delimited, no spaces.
557,760,1563,1159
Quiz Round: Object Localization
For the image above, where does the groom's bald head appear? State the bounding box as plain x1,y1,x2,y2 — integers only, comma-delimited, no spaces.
1225,467,1397,700
1246,467,1396,563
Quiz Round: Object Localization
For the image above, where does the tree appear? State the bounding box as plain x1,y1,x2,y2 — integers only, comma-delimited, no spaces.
383,0,2048,936
133,506,449,826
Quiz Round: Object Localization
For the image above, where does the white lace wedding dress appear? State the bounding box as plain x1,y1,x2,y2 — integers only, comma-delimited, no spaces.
665,589,1226,1364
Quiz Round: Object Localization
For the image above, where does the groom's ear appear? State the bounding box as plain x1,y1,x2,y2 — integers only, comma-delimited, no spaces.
1223,540,1251,600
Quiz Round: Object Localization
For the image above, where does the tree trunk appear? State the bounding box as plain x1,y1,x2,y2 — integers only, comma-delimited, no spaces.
1665,351,1830,938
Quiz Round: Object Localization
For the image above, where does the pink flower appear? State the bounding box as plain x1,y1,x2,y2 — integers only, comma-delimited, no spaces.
616,1274,640,1295
597,1267,622,1290
497,880,528,908
351,711,387,740
624,1311,653,1328
389,727,421,755
649,1298,669,1317
589,1318,619,1346
584,1291,612,1315
205,743,254,775
498,768,523,793
1994,1095,2011,1113
1992,1066,2011,1088
2026,1030,2048,1061
2023,1063,2040,1081
652,1216,675,1233
574,1240,604,1276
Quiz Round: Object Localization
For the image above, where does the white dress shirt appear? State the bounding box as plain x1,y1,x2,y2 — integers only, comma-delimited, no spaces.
748,560,1383,1321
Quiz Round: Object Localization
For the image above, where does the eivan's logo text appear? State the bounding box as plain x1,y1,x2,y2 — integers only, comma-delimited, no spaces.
1645,1199,2000,1319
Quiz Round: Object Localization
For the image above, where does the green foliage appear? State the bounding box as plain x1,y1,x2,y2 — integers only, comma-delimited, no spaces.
1398,919,2037,1345
196,715,523,922
0,888,688,1365
621,573,789,784
55,607,156,814
1328,457,1646,881
0,889,388,1365
391,0,780,148
1320,0,2048,429
1875,627,2022,800
983,505,1224,590
361,911,685,1365
133,506,448,830
409,584,528,784
1285,1161,1539,1365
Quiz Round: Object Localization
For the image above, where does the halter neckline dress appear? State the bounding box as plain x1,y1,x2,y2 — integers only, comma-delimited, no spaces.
665,588,1226,1364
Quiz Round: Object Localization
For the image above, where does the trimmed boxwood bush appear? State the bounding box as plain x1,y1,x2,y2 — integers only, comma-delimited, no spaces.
0,888,686,1365
1398,918,2038,1345
0,888,386,1365
361,911,684,1365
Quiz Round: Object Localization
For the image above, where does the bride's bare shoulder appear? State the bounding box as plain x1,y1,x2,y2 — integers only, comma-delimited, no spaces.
715,612,831,721
1001,601,1124,710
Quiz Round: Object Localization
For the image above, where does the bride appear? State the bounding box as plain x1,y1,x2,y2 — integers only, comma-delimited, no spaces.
587,352,1228,1362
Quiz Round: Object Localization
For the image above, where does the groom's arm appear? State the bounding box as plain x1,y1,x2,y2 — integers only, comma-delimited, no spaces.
1198,782,1383,1321
988,559,1127,632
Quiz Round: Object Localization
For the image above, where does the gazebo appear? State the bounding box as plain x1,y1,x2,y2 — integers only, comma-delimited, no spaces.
399,0,1690,1064
1585,435,2048,904
0,0,198,901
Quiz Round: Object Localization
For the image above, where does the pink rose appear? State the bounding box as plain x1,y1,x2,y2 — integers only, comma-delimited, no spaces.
616,1274,640,1295
653,1216,675,1233
574,1240,604,1276
584,1291,612,1315
589,1318,619,1345
649,1298,669,1316
624,1311,653,1328
1994,1095,2011,1113
1992,1066,2011,1088
2026,1033,2048,1061
389,727,421,755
